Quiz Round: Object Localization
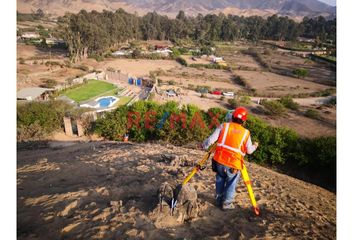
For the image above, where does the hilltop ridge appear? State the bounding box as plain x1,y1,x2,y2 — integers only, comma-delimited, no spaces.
17,140,336,239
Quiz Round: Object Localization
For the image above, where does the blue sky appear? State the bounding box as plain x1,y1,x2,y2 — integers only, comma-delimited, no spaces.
318,0,336,6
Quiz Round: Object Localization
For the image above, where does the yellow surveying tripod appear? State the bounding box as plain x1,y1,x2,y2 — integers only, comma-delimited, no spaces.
181,143,260,216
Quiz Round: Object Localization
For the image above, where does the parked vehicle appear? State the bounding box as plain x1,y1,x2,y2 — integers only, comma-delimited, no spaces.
211,90,222,95
222,92,234,97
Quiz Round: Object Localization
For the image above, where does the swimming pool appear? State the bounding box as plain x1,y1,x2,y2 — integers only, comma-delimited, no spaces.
95,96,118,108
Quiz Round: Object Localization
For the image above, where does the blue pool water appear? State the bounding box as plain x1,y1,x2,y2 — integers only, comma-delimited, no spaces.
97,97,116,107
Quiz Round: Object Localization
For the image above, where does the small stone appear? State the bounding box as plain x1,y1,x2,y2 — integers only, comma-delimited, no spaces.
44,215,54,222
58,199,83,217
61,222,83,235
37,158,48,164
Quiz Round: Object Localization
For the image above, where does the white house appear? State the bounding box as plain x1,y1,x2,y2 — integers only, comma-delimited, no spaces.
17,87,55,101
21,32,40,39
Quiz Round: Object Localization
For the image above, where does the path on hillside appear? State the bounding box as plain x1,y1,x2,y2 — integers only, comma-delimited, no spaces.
17,141,336,239
250,95,335,106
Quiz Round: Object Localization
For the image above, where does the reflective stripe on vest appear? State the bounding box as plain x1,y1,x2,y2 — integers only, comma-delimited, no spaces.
216,123,248,156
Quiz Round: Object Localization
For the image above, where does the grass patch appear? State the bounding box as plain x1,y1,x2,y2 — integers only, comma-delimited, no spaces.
115,96,132,106
63,80,117,102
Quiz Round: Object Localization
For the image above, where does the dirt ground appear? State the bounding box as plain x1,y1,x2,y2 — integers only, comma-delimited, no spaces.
17,140,336,239
235,70,329,97
153,88,227,111
158,66,243,92
263,51,336,86
81,58,180,77
249,106,336,138
17,44,86,90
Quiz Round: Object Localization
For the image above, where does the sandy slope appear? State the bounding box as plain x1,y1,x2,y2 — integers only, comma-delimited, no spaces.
17,141,336,239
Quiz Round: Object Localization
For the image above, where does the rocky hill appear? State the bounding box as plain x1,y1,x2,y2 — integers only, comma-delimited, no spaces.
17,140,336,239
17,0,336,19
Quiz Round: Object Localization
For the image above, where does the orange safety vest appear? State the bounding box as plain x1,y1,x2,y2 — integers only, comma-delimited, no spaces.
213,122,250,170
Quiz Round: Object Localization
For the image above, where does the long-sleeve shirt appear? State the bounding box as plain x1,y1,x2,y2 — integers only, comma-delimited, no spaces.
202,123,257,154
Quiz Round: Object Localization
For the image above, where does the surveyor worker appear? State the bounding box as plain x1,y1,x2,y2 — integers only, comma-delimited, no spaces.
202,106,258,210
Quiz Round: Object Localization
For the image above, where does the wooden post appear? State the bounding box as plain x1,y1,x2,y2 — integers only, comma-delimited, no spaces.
63,117,73,136
76,119,84,137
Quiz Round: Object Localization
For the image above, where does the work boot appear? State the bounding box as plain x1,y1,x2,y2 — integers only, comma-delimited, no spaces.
222,202,235,210
215,195,223,208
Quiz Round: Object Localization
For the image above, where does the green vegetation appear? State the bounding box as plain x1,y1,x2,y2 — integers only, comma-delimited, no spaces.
41,79,58,88
293,68,309,78
94,101,336,190
62,80,117,102
116,96,132,106
228,98,239,108
17,9,45,21
279,96,300,110
189,63,229,70
17,100,72,141
304,109,321,120
176,57,188,66
262,100,287,116
16,99,336,189
56,10,336,61
242,48,272,71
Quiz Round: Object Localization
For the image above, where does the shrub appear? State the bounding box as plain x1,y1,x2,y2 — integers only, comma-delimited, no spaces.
293,68,309,78
228,98,239,108
176,57,188,66
132,49,141,59
168,80,176,85
262,100,287,116
325,96,336,107
17,100,73,141
19,58,25,64
279,96,300,110
74,65,89,72
304,109,321,120
239,96,251,105
41,79,57,88
93,100,336,190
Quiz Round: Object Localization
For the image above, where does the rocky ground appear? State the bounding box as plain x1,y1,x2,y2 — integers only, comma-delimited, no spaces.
17,141,336,239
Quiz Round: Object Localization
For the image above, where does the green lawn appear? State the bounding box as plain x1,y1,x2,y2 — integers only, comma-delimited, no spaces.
63,80,117,102
115,96,132,106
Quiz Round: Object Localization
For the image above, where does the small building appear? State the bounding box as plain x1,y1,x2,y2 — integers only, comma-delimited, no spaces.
21,32,40,40
154,49,173,57
166,90,177,97
17,87,55,101
155,45,169,50
211,57,224,63
112,50,132,57
297,37,316,43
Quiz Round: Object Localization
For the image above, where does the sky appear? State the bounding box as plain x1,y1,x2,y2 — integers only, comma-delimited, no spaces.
318,0,336,6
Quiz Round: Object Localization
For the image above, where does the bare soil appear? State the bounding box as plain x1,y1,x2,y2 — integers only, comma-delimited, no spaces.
81,58,180,77
235,70,329,97
17,140,336,239
263,51,336,86
158,66,242,92
17,44,85,90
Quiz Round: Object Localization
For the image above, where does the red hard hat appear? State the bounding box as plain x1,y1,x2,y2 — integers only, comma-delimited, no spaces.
233,107,247,121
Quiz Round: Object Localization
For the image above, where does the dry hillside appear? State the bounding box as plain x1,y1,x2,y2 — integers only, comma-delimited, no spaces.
17,140,336,239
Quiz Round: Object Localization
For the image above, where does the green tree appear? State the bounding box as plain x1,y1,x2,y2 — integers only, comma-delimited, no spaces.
293,68,309,78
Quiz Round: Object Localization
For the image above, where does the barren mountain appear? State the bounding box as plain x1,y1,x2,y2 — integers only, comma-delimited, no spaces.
17,140,336,239
17,0,336,19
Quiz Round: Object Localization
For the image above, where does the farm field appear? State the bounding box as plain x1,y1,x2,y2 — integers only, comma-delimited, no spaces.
263,51,336,86
235,70,330,97
62,80,117,102
81,58,180,77
157,67,243,92
16,44,86,90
